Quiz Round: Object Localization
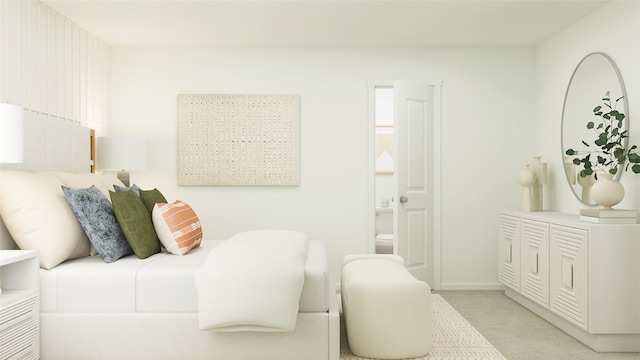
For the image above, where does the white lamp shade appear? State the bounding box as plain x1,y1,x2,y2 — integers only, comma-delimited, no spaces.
97,136,148,170
0,103,24,163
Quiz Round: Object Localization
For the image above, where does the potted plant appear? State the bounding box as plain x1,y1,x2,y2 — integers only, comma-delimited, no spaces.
565,91,640,179
565,92,640,209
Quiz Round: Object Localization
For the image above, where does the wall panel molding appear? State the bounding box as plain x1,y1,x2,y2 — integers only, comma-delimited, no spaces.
0,0,110,135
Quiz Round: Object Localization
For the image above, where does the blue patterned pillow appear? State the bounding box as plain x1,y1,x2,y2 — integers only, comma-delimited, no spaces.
61,185,133,262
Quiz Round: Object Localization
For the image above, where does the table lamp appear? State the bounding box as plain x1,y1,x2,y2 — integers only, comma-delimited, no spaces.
97,136,148,186
0,103,24,164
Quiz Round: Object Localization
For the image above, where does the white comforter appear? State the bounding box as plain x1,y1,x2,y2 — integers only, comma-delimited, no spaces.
194,229,309,332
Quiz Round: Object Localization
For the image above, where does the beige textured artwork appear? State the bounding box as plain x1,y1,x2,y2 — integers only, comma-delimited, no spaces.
177,94,300,185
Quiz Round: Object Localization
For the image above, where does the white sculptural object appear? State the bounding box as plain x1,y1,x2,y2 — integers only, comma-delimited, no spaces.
577,172,596,204
518,164,537,212
529,156,547,211
563,156,576,185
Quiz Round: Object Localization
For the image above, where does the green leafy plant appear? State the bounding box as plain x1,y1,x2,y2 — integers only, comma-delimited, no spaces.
565,91,640,179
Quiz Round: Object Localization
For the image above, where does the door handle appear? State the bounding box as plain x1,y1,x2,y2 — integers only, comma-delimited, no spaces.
399,195,408,204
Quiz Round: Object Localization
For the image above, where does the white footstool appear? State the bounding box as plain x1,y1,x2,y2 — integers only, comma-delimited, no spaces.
341,254,431,359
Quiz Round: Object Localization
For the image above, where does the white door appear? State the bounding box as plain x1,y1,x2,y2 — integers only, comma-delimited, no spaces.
394,80,434,284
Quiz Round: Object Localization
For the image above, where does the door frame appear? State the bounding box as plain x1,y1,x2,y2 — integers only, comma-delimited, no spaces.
366,78,443,290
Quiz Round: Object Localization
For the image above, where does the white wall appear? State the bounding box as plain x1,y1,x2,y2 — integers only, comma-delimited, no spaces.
536,1,640,215
0,0,110,173
17,0,632,289
110,46,536,287
6,0,636,289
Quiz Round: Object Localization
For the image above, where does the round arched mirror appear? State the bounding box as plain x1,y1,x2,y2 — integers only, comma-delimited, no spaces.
561,52,628,205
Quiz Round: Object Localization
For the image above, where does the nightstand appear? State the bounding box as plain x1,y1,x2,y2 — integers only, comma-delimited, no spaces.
0,250,39,360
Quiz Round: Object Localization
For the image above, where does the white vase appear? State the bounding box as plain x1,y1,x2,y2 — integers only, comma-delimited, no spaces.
518,165,536,212
577,173,596,204
529,156,547,211
563,156,576,185
590,173,625,210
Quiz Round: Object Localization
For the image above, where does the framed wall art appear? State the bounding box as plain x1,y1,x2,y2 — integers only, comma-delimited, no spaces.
177,94,300,186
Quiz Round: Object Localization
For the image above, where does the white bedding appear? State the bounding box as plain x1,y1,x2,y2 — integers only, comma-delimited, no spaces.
195,230,309,332
40,239,330,314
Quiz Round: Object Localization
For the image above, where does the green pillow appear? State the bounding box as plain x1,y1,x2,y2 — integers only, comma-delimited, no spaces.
140,188,168,215
110,190,160,259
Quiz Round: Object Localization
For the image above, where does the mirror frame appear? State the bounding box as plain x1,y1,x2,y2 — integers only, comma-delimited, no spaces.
560,52,629,204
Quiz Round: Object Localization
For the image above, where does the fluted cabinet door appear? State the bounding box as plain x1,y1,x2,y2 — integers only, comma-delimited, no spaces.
549,224,588,331
520,219,549,308
498,214,520,291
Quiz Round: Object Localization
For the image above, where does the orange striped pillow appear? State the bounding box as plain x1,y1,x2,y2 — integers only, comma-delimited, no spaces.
152,200,203,255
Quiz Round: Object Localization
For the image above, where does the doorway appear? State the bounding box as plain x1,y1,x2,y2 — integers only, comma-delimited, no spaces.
367,79,442,289
372,87,395,255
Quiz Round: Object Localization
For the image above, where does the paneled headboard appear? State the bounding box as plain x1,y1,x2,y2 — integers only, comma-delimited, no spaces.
0,114,93,249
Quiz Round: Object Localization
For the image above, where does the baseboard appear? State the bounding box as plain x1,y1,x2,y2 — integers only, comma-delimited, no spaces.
438,282,505,290
338,281,506,292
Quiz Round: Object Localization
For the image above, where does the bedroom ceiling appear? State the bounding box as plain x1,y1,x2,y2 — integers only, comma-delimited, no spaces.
41,0,609,47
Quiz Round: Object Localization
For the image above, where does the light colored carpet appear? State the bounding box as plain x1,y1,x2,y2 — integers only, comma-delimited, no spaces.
437,291,640,360
340,294,507,360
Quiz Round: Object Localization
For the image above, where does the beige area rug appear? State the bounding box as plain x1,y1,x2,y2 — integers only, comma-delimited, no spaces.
340,294,507,360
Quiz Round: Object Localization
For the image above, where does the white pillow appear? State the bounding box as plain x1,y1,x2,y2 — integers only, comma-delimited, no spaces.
0,171,91,269
152,200,203,255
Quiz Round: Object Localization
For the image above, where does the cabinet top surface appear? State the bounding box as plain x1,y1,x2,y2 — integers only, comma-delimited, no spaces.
0,250,39,266
501,211,577,221
500,210,640,229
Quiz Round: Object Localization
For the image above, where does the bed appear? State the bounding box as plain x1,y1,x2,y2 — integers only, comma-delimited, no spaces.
0,170,340,360
39,239,339,360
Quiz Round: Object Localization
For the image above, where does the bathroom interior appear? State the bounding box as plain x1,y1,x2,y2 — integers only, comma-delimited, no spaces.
374,87,394,255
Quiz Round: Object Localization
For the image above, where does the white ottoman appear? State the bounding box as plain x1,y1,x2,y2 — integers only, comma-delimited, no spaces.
341,254,431,359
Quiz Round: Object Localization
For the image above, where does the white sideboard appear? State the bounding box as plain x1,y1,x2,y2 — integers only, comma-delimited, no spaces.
498,211,640,352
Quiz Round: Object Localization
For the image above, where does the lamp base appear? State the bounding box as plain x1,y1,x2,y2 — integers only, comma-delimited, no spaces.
117,170,130,187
